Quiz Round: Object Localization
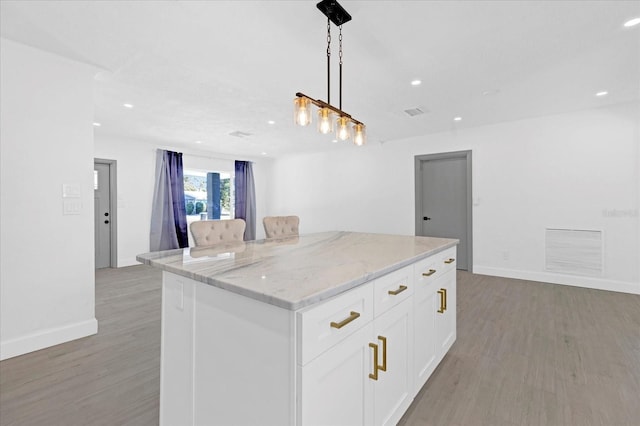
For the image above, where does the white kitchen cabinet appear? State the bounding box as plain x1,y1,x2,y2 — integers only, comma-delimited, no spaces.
435,269,456,360
300,266,415,426
413,247,457,392
299,322,374,426
372,297,414,426
413,275,438,392
150,234,458,426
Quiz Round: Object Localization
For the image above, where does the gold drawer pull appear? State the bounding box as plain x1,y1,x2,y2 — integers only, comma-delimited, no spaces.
437,289,445,313
378,336,387,372
444,258,455,264
330,311,361,329
369,342,379,380
443,288,447,310
388,285,408,296
422,269,436,277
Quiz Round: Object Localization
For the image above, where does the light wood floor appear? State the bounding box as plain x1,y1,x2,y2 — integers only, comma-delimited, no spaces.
1,267,639,425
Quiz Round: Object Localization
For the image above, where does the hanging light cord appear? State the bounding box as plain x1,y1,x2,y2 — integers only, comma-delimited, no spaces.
339,25,343,110
326,18,331,106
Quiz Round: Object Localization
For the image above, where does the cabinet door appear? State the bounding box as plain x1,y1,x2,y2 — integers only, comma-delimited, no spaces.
435,269,456,360
373,298,414,426
413,282,437,393
299,323,374,426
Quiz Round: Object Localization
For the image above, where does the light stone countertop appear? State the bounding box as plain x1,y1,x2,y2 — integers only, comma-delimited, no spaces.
136,231,458,311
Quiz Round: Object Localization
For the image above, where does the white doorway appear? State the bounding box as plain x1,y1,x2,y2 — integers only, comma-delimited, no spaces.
415,151,472,271
94,159,117,269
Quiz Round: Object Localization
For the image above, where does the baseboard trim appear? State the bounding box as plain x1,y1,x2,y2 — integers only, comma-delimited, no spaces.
0,318,98,361
118,257,142,268
472,266,640,295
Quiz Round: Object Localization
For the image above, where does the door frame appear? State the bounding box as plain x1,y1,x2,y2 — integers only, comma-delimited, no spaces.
414,150,473,272
94,158,118,268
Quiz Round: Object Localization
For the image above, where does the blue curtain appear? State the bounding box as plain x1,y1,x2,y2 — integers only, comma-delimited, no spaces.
150,150,189,250
234,160,256,240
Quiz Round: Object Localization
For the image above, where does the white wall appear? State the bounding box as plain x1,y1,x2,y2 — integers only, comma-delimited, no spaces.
269,102,640,294
0,39,98,360
94,136,273,266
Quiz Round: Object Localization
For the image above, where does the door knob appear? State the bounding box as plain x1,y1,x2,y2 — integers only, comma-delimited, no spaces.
423,216,431,221
104,220,110,224
104,212,109,217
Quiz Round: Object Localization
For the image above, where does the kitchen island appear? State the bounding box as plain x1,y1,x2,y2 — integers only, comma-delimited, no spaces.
137,231,458,426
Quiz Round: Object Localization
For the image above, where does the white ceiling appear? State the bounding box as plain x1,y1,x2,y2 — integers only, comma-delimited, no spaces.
1,0,639,158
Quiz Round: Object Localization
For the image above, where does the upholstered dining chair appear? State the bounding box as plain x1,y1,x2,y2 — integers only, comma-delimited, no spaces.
262,215,300,239
190,219,246,247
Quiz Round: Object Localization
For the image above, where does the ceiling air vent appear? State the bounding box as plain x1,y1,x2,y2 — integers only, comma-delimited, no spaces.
403,107,426,117
229,131,252,138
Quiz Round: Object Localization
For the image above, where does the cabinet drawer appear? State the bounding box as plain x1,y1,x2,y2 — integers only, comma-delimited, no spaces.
438,246,457,272
414,246,457,287
297,282,374,366
374,265,413,316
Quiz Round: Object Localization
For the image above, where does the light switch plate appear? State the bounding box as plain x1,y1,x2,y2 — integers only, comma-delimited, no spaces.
63,199,82,215
62,183,81,198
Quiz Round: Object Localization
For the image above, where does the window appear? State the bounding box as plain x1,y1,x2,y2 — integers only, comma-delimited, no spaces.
183,170,232,220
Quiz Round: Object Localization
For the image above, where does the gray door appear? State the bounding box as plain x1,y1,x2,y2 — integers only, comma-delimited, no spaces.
94,162,111,269
415,152,471,270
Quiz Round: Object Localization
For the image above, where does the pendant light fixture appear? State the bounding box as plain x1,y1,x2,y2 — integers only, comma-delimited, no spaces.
294,0,366,145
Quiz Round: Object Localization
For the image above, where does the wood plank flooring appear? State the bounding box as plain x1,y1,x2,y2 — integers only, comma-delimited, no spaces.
0,266,162,426
1,266,639,425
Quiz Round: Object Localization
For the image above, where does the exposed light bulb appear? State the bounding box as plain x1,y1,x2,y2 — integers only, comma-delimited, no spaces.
294,97,312,126
317,108,334,134
353,123,366,146
336,116,351,141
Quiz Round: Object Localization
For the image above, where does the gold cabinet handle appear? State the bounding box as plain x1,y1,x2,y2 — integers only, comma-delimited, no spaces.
437,289,445,313
369,342,379,380
388,285,408,296
330,311,360,329
443,288,447,310
378,336,387,372
422,269,436,277
444,258,455,264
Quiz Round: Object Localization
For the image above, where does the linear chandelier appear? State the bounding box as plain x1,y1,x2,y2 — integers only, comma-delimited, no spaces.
294,0,366,146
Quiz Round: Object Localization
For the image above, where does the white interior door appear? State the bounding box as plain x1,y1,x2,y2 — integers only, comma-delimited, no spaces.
94,162,111,269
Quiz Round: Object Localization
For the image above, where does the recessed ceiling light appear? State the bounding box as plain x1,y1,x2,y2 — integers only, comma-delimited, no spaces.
453,117,462,121
624,17,640,27
92,122,101,127
411,79,422,86
261,152,267,155
332,139,338,143
267,120,275,125
595,91,608,97
194,140,202,144
123,103,134,108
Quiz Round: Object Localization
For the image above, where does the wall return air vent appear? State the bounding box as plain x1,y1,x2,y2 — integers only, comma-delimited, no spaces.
545,228,603,276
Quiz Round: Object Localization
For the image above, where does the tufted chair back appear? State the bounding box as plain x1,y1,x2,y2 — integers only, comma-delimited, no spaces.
190,219,246,246
262,216,300,239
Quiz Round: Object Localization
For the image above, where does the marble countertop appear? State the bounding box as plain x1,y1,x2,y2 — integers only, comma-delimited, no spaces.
136,231,458,311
